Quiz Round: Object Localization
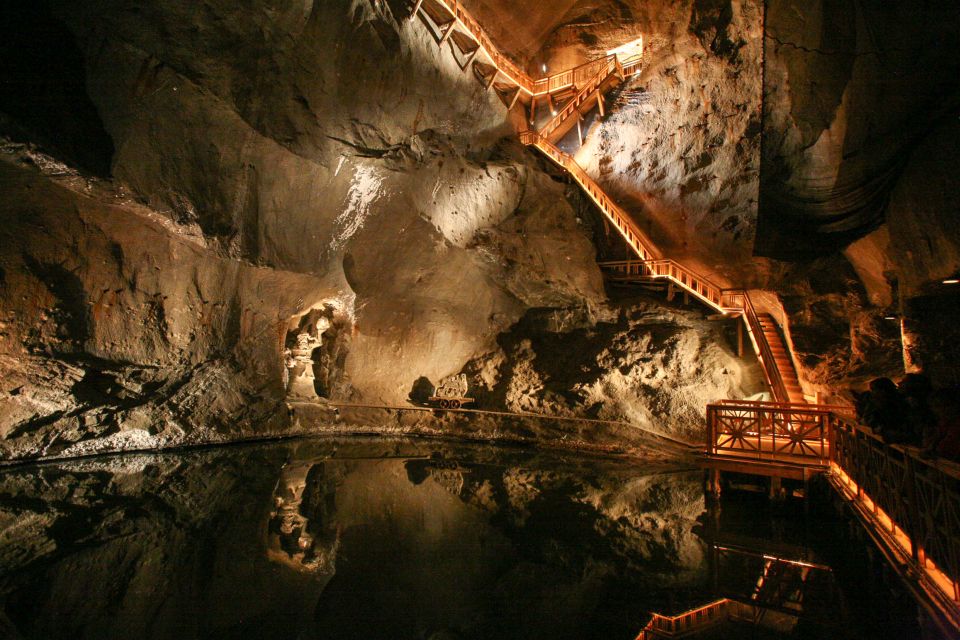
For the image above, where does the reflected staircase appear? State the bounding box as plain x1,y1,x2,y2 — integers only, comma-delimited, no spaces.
409,0,804,405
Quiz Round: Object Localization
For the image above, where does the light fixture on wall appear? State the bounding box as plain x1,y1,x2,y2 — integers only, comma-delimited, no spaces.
943,278,960,285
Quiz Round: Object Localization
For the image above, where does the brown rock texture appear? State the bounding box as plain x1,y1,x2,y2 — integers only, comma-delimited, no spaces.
0,0,958,459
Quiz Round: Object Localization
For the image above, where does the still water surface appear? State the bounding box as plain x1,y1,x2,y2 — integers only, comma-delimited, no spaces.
0,437,921,639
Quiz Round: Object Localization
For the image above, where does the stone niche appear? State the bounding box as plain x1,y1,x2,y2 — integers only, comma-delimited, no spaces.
284,305,351,401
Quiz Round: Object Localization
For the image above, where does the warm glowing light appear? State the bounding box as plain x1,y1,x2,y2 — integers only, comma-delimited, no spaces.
943,279,960,284
830,462,960,605
884,315,898,320
607,36,644,59
541,63,547,73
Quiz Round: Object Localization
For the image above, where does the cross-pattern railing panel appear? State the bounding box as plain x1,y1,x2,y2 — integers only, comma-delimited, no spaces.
707,402,831,465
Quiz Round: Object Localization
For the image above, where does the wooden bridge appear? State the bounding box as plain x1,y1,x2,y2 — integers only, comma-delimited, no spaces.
705,399,960,634
406,5,960,632
411,0,804,406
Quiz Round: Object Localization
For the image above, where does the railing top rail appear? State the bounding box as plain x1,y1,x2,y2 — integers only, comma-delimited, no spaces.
708,401,833,416
538,56,618,139
599,259,729,302
430,0,640,97
717,399,854,413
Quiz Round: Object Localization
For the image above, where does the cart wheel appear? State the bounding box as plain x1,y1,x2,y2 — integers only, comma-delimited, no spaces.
450,400,460,409
439,399,449,409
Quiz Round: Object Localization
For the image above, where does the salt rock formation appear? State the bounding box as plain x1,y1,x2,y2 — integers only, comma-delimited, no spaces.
507,0,958,389
0,0,771,460
2,0,957,459
463,299,764,442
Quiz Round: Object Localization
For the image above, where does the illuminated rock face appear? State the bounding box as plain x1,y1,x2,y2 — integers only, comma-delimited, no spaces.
0,1,609,459
0,0,957,459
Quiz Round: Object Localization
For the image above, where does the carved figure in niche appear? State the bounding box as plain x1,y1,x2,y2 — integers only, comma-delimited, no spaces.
286,316,331,399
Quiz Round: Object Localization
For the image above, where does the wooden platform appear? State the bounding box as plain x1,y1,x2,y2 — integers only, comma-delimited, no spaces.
702,453,827,481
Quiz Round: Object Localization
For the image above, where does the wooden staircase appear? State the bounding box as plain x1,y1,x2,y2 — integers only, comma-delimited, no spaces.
757,314,804,403
410,0,807,405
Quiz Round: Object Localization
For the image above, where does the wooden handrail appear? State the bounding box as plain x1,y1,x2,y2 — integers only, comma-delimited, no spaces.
725,290,790,403
520,133,661,262
718,399,854,415
635,599,731,639
417,0,802,407
426,0,641,98
706,402,832,465
537,56,618,140
599,259,731,312
707,401,960,613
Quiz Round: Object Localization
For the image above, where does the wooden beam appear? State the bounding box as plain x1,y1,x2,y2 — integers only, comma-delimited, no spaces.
598,93,605,117
439,22,455,46
409,0,423,20
737,320,744,358
507,87,521,110
465,47,479,68
529,95,537,124
576,117,583,146
486,69,497,89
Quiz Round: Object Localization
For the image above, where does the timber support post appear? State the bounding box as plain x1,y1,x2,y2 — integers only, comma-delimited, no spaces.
410,0,423,20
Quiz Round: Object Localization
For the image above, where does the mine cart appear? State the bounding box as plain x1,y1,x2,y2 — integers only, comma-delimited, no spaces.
427,374,474,409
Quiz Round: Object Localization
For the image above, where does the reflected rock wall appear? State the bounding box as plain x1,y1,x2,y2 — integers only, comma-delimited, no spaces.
0,439,706,640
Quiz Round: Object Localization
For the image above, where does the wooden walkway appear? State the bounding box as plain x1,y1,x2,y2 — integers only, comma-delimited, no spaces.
410,0,804,405
703,400,960,635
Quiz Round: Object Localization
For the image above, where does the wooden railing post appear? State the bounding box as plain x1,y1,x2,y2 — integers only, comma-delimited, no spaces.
905,454,921,562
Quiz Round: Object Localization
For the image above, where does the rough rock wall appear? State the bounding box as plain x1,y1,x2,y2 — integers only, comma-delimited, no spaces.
533,0,765,283
3,0,955,460
0,0,614,460
759,0,960,389
487,0,958,392
0,0,765,460
0,153,329,460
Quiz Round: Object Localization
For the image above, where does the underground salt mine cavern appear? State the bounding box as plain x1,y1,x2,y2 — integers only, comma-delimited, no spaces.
1,0,959,638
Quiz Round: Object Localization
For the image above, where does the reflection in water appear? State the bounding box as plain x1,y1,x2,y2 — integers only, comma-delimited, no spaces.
268,461,340,574
0,437,922,639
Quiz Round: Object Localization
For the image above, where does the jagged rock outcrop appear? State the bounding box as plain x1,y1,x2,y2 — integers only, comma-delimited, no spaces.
1,0,958,459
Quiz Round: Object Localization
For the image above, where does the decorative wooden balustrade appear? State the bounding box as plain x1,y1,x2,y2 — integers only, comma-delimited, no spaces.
831,416,960,605
705,400,960,628
707,401,833,467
